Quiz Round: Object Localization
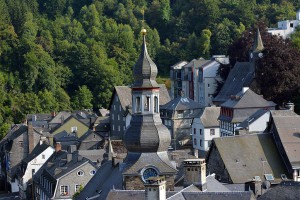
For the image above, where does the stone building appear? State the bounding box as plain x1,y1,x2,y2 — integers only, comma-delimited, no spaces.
160,95,203,150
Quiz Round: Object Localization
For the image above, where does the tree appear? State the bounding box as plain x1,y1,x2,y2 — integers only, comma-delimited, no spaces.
228,23,300,111
71,85,93,110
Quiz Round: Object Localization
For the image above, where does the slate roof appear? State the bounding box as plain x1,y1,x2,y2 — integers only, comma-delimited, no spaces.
111,84,171,111
221,89,276,109
258,181,300,200
132,33,159,88
48,111,71,124
213,62,255,103
122,152,177,175
161,96,203,111
178,191,255,200
238,109,269,129
200,107,220,127
209,133,289,183
26,113,53,122
94,116,110,132
170,61,188,69
270,110,300,168
33,150,94,182
76,161,123,200
23,143,52,164
184,58,211,69
0,192,21,199
98,108,109,117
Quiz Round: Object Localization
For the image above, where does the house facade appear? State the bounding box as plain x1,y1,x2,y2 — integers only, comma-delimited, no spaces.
160,96,203,150
170,57,226,106
267,9,300,39
218,88,275,137
192,107,220,157
33,144,97,200
18,143,54,199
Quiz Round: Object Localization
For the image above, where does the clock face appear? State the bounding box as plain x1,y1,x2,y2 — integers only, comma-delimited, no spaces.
142,167,158,182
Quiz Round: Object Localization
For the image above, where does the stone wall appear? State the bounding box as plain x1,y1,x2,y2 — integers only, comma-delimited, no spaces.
124,175,175,191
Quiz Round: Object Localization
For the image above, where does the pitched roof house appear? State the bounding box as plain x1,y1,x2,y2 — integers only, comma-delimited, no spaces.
33,144,98,199
17,142,54,199
160,95,204,149
267,110,300,181
192,107,220,157
218,88,275,136
206,133,289,185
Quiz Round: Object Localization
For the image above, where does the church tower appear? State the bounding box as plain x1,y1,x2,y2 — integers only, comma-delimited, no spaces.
122,29,177,190
250,28,264,63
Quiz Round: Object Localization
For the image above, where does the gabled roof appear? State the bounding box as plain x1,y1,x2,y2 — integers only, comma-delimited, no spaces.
26,113,53,122
184,58,211,69
33,150,94,182
210,133,289,183
258,181,300,200
213,62,255,103
270,110,300,168
77,161,123,199
200,107,220,127
50,115,89,133
48,111,71,124
238,109,269,129
109,84,171,110
53,130,78,142
161,96,203,111
23,143,53,164
221,89,276,109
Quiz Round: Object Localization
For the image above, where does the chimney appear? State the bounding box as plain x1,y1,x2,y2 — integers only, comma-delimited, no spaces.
293,169,298,181
55,142,62,152
183,159,207,190
286,101,295,111
28,123,35,154
69,145,77,154
144,176,166,200
51,111,56,118
67,153,72,163
242,87,249,94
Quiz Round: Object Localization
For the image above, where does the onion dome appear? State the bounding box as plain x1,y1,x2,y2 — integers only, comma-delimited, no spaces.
123,115,171,152
132,29,159,88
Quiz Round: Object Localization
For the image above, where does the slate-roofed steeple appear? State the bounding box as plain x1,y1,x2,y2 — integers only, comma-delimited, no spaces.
252,28,264,53
132,29,159,88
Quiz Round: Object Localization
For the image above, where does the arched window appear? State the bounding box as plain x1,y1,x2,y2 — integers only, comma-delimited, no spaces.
144,96,150,111
136,97,141,113
154,96,158,113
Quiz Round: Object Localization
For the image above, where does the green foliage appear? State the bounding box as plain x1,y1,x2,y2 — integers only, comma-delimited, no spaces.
0,0,300,133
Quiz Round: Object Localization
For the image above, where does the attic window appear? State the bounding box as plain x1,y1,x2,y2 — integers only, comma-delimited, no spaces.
71,126,77,133
264,174,274,181
90,170,96,175
60,185,69,196
77,170,84,176
18,141,23,147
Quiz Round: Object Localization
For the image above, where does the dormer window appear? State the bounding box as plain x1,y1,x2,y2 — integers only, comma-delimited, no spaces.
19,141,23,147
71,126,77,133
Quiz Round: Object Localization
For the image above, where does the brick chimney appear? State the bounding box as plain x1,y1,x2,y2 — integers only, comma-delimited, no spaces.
144,176,166,200
183,159,207,190
55,142,62,152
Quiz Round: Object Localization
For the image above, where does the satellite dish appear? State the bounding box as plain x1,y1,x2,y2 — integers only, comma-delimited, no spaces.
258,52,263,58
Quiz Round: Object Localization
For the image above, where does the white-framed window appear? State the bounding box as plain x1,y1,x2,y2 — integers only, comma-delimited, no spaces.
112,114,114,120
90,170,96,175
117,115,120,120
112,125,114,131
118,126,120,131
119,105,121,111
77,170,84,176
113,105,116,110
71,126,77,133
60,185,69,196
75,184,81,192
123,126,126,131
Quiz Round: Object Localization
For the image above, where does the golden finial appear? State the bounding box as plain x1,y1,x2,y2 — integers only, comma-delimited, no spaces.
141,7,147,35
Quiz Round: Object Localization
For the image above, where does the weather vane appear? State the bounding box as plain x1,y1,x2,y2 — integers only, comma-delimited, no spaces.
141,7,146,35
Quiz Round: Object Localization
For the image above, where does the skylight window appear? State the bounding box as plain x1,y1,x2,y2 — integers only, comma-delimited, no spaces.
264,174,274,181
